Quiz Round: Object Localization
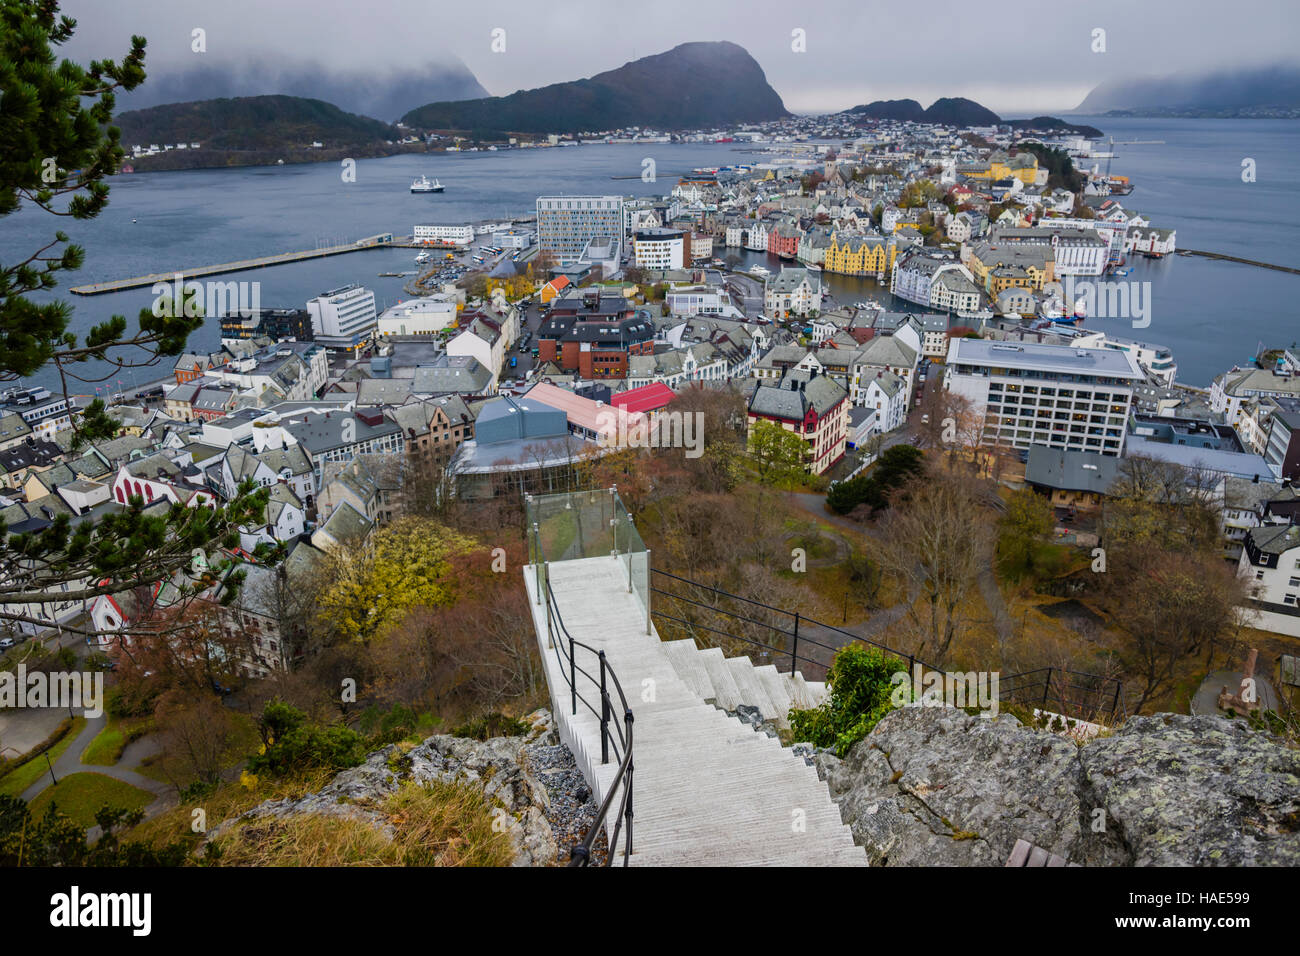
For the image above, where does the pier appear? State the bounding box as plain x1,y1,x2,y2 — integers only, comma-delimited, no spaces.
69,234,399,295
1178,249,1300,276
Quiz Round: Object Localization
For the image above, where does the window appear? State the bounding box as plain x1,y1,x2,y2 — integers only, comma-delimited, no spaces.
1287,594,1298,606
1256,570,1266,580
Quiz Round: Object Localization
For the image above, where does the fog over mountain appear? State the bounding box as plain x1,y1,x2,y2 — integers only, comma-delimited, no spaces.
1075,64,1300,114
116,59,489,123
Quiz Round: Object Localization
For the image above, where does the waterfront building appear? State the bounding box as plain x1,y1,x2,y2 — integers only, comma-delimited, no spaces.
536,196,625,262
944,338,1142,456
306,285,377,352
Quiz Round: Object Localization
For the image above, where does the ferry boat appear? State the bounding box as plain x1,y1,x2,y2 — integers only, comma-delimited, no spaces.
410,175,444,193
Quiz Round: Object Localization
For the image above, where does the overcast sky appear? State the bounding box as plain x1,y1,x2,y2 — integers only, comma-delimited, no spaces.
60,0,1300,115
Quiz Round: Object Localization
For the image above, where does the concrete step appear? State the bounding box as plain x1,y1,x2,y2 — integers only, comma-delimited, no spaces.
696,647,743,711
662,639,716,702
724,655,780,721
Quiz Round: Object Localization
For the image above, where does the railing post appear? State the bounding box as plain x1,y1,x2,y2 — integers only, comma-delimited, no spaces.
626,513,634,593
599,650,609,765
644,549,651,635
544,561,554,649
532,522,542,605
790,612,800,675
1111,678,1121,722
570,631,577,717
1041,668,1052,711
624,708,635,860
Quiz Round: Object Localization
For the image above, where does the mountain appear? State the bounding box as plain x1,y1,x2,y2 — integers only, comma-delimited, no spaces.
922,97,1001,127
1075,64,1300,116
845,96,998,126
401,41,789,134
115,95,397,151
117,59,488,123
844,97,1099,136
846,98,926,122
1006,116,1104,138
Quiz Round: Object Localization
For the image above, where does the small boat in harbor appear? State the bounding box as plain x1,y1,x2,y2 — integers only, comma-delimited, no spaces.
411,175,444,193
415,251,431,264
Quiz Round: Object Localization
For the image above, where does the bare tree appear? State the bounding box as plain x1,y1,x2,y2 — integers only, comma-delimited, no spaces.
872,471,992,664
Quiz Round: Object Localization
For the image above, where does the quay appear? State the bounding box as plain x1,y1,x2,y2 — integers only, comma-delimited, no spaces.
69,234,401,295
1178,249,1300,276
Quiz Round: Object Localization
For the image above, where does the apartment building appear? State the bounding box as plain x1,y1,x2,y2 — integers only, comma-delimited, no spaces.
944,338,1143,456
747,368,850,476
536,196,625,262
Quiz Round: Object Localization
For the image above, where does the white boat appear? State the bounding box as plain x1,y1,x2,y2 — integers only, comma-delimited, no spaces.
410,175,444,193
415,252,432,264
750,265,770,277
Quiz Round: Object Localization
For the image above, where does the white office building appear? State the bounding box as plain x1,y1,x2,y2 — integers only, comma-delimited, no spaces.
633,228,686,271
944,338,1143,456
307,285,377,352
413,223,474,245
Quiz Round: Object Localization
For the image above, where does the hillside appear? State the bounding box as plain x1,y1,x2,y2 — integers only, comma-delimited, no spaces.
401,41,789,134
1076,65,1300,116
115,95,397,151
844,99,1099,136
1006,115,1103,138
117,60,489,123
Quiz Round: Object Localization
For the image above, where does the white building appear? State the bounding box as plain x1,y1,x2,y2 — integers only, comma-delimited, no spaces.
633,228,685,271
377,296,458,337
1239,524,1300,637
944,338,1142,456
764,267,823,318
858,368,907,433
413,223,474,245
307,285,377,352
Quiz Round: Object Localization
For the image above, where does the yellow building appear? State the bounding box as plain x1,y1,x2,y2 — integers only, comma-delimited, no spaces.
823,234,897,277
963,150,1039,186
965,240,1055,293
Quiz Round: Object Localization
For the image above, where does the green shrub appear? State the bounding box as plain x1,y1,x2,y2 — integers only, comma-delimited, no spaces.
788,645,909,756
450,713,531,741
246,700,367,777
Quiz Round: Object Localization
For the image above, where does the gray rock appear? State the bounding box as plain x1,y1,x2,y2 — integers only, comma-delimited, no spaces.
210,709,565,866
827,707,1300,866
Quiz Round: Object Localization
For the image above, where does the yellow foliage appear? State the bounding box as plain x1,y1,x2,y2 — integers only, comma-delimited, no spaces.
317,517,480,643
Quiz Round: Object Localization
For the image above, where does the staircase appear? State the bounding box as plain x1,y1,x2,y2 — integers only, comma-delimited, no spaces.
525,553,864,867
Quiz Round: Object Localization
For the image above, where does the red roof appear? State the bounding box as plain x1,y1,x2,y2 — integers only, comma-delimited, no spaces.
611,382,676,415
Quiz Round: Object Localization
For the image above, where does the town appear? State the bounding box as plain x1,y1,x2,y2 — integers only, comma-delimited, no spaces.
2,0,1297,883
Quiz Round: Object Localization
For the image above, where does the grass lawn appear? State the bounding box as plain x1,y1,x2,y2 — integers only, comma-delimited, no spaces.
28,772,154,827
81,715,152,767
0,716,86,798
134,710,259,789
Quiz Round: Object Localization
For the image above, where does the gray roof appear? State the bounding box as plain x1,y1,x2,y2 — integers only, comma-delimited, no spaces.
1247,523,1300,556
1025,446,1121,494
749,369,847,421
949,338,1142,379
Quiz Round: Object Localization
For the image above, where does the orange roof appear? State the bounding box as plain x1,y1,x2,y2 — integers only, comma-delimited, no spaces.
545,275,571,292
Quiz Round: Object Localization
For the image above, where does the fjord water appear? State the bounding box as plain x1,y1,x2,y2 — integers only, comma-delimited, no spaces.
1,118,1296,391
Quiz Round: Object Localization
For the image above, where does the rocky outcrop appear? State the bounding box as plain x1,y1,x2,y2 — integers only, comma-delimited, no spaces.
815,707,1300,866
210,709,579,866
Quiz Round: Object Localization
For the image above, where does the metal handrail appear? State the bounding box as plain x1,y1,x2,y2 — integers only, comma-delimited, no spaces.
649,568,1123,725
529,516,635,867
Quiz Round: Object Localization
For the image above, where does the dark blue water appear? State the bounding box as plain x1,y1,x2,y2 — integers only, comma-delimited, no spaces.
2,123,1296,391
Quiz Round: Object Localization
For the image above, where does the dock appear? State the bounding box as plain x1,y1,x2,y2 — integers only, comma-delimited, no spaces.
1178,249,1300,276
69,234,399,295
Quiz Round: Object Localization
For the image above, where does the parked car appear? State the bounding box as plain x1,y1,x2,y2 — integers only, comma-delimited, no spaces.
0,637,14,650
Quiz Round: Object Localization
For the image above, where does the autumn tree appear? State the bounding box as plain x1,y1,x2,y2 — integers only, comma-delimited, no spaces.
748,419,808,485
998,488,1055,578
873,471,992,663
316,517,478,644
